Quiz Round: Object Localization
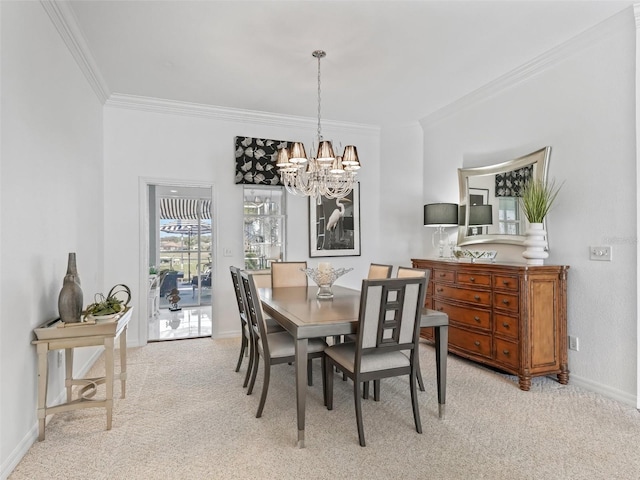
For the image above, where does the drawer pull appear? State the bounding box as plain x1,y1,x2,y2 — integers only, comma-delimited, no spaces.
439,273,446,277
474,341,481,347
502,322,510,328
469,277,475,282
474,295,481,301
502,280,510,286
474,316,481,322
437,307,443,312
437,288,443,293
502,349,510,355
502,299,510,305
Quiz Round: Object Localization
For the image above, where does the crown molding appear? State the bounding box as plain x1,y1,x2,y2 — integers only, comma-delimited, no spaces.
40,0,110,103
421,7,632,128
105,93,380,135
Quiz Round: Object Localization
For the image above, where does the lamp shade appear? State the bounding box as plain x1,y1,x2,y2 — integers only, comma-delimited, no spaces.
459,204,493,226
424,203,459,227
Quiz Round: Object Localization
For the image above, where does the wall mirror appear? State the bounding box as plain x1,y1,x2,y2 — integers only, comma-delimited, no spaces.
457,146,551,247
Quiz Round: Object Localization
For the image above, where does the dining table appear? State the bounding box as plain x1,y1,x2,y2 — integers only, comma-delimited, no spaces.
259,284,448,448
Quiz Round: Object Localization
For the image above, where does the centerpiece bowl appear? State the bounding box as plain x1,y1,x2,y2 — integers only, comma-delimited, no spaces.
301,266,353,299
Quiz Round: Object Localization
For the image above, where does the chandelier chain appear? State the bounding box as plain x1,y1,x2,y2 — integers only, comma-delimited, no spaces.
317,52,322,142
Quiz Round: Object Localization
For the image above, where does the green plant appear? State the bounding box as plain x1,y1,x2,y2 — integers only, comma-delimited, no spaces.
83,284,131,318
520,178,563,223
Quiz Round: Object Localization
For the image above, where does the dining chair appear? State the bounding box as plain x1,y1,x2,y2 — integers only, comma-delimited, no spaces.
229,266,283,389
239,270,327,418
270,261,308,287
367,263,393,279
324,276,427,446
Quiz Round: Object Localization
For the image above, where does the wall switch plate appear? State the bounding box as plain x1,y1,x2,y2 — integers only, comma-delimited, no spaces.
223,248,232,257
568,335,579,351
589,246,612,261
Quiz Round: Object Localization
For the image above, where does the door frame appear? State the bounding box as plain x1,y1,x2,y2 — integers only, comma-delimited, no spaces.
138,176,215,346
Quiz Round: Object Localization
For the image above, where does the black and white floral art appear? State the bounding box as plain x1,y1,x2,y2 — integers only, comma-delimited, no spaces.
234,136,291,185
495,164,533,197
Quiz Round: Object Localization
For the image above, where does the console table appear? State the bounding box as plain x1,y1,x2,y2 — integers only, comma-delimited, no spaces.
32,307,132,440
412,259,569,390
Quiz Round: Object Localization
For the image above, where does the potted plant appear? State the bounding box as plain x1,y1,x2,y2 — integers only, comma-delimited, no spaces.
520,178,563,224
519,178,563,265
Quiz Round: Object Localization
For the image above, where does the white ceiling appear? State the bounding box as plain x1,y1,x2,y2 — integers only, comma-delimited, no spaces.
68,0,633,126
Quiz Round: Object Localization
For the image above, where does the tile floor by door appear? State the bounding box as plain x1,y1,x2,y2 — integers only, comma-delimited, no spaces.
148,306,212,341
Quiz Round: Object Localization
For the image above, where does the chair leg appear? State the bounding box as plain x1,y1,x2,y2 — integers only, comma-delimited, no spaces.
247,351,260,395
354,380,366,447
256,361,270,418
325,356,334,410
410,368,422,434
373,380,380,401
243,336,255,388
362,381,369,399
415,352,425,392
321,356,327,406
307,359,313,386
235,334,247,372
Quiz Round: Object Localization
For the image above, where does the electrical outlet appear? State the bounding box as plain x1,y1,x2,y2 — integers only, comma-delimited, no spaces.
568,336,579,351
589,246,612,261
57,350,64,367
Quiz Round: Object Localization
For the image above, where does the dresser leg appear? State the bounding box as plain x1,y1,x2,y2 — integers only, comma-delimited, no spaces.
557,364,570,385
518,375,531,391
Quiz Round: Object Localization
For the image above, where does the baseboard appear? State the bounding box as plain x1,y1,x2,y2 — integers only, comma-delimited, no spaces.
569,373,637,407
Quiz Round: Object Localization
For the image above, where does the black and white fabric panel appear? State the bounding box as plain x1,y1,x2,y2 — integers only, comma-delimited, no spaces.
159,198,211,220
234,136,291,185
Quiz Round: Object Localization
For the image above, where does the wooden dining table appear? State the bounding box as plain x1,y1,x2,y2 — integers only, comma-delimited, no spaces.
259,284,448,448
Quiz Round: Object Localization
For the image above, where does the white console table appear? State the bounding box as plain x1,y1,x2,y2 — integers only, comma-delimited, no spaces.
32,307,132,441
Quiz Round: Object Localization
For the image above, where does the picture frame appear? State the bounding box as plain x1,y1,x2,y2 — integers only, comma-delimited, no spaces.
309,183,361,257
468,187,489,235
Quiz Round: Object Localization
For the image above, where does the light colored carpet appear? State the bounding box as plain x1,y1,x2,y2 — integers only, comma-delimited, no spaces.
10,337,640,479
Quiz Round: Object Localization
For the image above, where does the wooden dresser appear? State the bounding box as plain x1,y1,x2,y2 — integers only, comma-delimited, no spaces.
411,258,569,390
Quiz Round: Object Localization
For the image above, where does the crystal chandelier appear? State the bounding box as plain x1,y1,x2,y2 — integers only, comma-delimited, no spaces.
276,50,361,201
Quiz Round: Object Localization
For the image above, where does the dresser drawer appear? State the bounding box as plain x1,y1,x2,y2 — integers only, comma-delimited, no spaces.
494,292,519,313
433,269,455,283
457,272,491,287
494,313,518,340
434,284,491,307
449,326,492,359
494,274,519,292
434,300,490,331
494,338,519,369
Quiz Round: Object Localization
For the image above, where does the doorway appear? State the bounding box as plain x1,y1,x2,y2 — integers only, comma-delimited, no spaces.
147,184,214,341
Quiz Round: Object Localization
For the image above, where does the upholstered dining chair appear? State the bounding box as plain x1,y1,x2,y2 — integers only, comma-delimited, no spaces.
270,261,308,287
229,266,283,389
239,270,327,418
324,276,427,446
367,263,393,279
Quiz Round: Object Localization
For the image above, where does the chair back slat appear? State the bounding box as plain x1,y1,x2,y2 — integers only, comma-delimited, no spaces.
239,271,270,358
230,266,248,331
271,261,308,287
356,277,428,358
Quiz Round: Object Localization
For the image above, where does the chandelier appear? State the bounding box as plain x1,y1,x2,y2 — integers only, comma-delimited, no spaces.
276,50,361,201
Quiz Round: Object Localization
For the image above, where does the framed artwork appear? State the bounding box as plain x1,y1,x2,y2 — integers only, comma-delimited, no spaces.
468,188,489,235
309,183,361,257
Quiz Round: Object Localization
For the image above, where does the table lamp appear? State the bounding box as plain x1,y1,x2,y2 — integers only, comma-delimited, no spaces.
423,203,459,257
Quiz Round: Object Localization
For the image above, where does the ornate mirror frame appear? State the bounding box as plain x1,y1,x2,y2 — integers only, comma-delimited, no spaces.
457,146,551,247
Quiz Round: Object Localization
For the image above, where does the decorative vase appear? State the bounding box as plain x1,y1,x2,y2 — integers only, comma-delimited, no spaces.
522,223,548,265
58,252,83,323
301,265,353,299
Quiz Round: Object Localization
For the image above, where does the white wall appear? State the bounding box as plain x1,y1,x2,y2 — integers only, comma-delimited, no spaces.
0,2,105,476
103,102,381,345
420,9,637,403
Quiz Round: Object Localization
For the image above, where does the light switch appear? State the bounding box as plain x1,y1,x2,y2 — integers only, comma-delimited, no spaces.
223,248,233,257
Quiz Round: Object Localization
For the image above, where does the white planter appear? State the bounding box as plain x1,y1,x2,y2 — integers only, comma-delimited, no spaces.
522,223,548,265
